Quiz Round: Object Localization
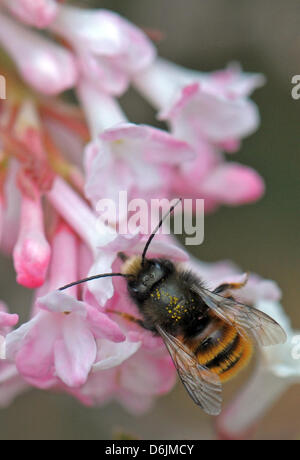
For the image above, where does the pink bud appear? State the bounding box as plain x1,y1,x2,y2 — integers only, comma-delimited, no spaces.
51,6,156,95
13,193,51,289
3,0,58,29
202,163,265,205
0,12,77,95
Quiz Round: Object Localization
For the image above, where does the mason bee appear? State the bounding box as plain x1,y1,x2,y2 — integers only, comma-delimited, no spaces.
60,201,287,415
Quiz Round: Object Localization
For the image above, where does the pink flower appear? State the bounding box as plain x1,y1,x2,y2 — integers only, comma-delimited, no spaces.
6,224,125,389
0,12,77,95
77,82,194,221
50,6,156,95
2,0,58,28
134,58,264,146
85,122,194,216
134,59,265,210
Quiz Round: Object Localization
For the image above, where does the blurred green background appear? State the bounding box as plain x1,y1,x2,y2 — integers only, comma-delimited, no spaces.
0,0,299,440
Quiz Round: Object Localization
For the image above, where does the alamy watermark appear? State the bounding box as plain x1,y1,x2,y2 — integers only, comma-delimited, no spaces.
0,74,6,100
95,193,205,246
291,75,300,100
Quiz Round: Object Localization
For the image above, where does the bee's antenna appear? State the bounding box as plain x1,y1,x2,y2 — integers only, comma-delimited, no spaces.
142,198,182,266
59,273,132,292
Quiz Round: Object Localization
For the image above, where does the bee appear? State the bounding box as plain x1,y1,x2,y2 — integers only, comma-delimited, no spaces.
59,200,287,415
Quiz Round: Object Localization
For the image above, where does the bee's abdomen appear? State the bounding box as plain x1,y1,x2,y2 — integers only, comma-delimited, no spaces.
188,317,253,383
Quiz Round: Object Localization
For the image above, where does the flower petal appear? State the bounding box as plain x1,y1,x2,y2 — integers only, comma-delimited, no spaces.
86,305,125,343
92,337,141,371
36,290,86,316
54,315,97,387
0,312,19,330
13,313,58,386
3,0,58,28
120,349,177,396
0,13,77,95
202,163,265,205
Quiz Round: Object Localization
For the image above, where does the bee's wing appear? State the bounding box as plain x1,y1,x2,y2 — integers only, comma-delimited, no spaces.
156,325,222,416
192,285,287,347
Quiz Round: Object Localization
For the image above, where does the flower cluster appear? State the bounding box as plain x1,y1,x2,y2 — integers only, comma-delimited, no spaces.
0,0,294,432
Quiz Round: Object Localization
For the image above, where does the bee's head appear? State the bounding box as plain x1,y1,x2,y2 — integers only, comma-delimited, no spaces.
127,258,174,300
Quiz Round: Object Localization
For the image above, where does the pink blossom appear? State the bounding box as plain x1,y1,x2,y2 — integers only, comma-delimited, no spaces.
0,12,77,95
134,59,265,209
6,224,125,389
51,6,156,95
77,82,194,219
85,122,194,216
2,0,58,28
134,58,264,146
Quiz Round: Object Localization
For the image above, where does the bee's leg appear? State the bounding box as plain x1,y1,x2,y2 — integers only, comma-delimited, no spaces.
214,273,249,295
118,252,129,262
107,309,145,328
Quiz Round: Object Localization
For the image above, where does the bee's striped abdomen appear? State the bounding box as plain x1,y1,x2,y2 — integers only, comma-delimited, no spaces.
186,316,253,383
